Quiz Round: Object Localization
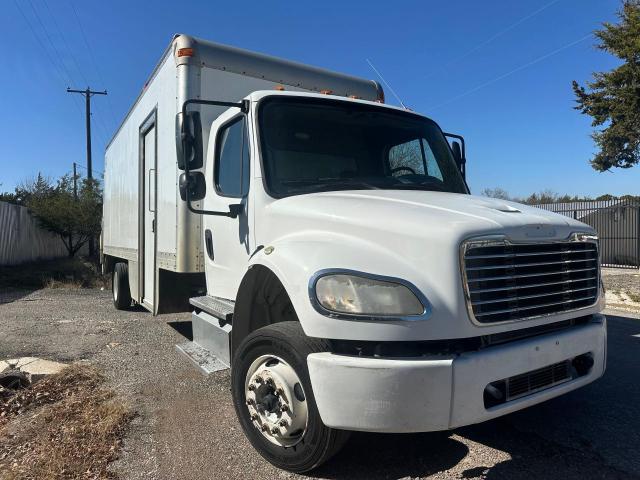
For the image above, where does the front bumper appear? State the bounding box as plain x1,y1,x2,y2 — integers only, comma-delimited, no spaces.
307,314,606,433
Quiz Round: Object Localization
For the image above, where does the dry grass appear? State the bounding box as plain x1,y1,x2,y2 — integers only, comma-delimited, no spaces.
0,365,132,480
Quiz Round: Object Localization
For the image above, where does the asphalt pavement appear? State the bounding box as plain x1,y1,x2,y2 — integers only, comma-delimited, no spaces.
0,288,638,479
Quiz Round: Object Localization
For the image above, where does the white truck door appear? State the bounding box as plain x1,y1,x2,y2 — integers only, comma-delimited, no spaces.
140,114,157,309
203,110,252,300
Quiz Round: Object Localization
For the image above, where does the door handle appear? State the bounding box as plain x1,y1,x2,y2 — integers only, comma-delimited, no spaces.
205,229,214,260
148,168,155,212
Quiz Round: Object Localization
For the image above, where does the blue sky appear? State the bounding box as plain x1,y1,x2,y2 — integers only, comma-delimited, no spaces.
2,0,638,198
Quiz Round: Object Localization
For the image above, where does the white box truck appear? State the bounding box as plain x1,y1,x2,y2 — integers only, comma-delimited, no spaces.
102,34,606,472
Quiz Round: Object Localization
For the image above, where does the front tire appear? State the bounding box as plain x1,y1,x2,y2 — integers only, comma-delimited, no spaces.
112,262,132,310
231,322,349,472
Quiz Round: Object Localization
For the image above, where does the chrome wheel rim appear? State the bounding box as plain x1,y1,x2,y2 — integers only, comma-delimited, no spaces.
245,355,308,447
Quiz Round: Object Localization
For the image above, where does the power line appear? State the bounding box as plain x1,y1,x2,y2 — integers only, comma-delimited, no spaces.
425,0,563,81
40,0,114,149
34,0,113,154
13,0,84,116
430,33,593,110
74,162,103,175
40,0,89,86
27,0,76,86
68,0,119,128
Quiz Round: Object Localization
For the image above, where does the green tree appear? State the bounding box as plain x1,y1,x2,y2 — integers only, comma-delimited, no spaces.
21,173,102,257
572,1,640,171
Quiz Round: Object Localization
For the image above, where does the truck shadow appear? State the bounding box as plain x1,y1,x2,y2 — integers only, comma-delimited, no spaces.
0,288,39,304
310,431,468,479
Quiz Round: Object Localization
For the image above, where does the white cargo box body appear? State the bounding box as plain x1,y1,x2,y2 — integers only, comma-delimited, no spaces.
103,34,382,313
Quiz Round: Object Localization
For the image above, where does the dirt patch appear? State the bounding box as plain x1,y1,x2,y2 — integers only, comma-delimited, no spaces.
0,258,110,291
0,364,132,480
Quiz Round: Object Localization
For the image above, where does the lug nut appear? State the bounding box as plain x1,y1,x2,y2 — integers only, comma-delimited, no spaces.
261,424,269,432
279,419,288,427
276,387,284,396
280,404,289,412
255,377,263,384
271,427,280,435
248,384,256,391
250,413,258,421
266,378,274,386
246,398,255,406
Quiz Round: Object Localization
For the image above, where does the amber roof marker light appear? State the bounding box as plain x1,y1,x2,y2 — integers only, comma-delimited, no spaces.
177,47,194,58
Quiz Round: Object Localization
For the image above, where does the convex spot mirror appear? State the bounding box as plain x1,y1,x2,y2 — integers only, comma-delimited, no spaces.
179,172,206,201
176,111,203,170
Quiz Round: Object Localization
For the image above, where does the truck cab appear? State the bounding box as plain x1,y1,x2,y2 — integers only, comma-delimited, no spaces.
179,90,605,472
103,35,605,473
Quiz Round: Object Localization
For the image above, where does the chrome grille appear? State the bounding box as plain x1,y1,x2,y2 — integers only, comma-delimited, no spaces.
462,236,599,324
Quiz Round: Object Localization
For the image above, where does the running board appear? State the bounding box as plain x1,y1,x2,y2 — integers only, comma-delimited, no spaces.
190,295,234,324
176,309,232,374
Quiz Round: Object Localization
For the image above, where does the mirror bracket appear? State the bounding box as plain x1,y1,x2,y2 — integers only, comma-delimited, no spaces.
179,98,249,217
443,132,467,179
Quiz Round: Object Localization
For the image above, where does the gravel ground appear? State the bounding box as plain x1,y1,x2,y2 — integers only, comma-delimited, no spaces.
602,268,640,312
1,288,639,480
602,268,640,296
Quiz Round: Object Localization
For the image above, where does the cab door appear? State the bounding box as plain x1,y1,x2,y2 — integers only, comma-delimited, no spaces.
203,109,252,300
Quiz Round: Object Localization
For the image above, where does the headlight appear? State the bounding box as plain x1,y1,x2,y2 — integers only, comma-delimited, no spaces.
312,272,427,317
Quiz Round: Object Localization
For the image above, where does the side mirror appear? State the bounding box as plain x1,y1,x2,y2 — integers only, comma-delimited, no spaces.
179,172,206,201
452,141,462,167
176,111,203,170
451,140,466,179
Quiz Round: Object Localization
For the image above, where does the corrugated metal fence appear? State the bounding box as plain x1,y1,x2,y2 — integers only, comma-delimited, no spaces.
0,201,69,266
534,199,640,268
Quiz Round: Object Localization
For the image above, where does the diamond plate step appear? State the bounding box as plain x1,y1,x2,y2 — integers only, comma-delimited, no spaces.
189,295,234,323
175,342,229,374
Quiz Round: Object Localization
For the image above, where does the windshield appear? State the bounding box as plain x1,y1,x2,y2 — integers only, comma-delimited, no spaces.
258,97,468,197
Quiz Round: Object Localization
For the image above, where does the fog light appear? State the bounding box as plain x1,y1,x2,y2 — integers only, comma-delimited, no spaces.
572,353,594,376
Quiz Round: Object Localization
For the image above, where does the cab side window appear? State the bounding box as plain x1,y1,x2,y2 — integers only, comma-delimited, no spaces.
215,117,250,197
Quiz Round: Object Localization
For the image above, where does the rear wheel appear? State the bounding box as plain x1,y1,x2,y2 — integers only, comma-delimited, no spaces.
231,322,349,472
112,262,132,310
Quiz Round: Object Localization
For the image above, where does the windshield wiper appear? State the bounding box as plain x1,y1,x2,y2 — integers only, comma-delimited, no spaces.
390,181,447,192
281,178,380,190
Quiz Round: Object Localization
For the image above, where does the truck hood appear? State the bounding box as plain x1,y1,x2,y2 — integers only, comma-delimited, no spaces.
264,190,591,244
256,190,600,342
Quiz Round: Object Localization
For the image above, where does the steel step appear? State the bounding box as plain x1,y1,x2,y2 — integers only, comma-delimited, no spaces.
189,295,234,323
175,310,232,374
175,342,228,374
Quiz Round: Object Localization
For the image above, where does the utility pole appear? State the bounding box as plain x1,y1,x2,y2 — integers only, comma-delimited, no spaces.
67,87,107,180
67,87,107,257
73,162,78,200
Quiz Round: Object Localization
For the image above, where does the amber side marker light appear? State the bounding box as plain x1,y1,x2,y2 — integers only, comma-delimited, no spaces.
177,47,194,57
275,85,285,91
320,89,333,95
